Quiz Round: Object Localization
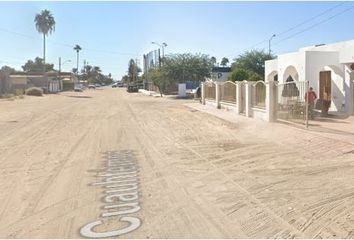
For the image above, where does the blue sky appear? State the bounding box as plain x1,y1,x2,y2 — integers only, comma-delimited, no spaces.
0,1,354,80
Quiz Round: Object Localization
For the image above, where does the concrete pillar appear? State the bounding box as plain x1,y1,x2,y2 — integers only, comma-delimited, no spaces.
201,82,206,105
215,82,221,109
265,81,276,122
245,81,252,117
236,82,242,114
344,65,353,115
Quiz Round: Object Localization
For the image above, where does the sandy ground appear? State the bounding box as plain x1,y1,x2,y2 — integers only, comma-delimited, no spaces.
0,88,353,238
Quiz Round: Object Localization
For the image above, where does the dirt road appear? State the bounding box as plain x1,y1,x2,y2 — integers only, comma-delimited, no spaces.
0,88,353,238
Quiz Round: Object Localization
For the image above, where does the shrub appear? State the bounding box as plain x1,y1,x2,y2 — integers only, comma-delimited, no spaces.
25,87,43,96
229,68,263,82
229,68,250,82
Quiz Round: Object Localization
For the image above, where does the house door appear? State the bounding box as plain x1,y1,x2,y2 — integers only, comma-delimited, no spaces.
319,71,331,101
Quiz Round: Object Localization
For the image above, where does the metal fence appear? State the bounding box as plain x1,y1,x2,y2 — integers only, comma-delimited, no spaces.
251,81,266,109
275,80,309,123
220,81,236,104
205,81,216,100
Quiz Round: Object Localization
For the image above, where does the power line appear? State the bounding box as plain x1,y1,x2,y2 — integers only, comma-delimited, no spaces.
275,1,346,38
225,38,269,58
0,27,38,40
82,47,141,57
226,2,350,58
0,60,24,65
273,3,354,46
0,26,141,57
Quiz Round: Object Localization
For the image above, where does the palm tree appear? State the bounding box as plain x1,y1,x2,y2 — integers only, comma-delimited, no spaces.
34,9,56,73
220,57,229,67
73,45,82,74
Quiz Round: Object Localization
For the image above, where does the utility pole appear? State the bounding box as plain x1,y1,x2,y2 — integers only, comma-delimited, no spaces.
59,57,61,79
135,58,140,83
269,34,276,56
151,42,167,67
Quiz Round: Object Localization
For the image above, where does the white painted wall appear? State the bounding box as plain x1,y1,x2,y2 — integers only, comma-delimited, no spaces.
178,83,186,97
305,51,343,111
277,51,306,83
265,59,278,82
211,72,231,82
265,39,354,114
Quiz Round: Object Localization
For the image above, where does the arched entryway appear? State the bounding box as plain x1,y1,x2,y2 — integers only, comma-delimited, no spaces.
283,65,299,83
267,70,278,82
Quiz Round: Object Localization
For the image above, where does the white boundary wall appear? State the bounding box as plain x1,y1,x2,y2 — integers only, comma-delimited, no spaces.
201,80,272,122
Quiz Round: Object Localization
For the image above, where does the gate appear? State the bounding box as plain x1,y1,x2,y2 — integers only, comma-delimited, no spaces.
275,80,309,125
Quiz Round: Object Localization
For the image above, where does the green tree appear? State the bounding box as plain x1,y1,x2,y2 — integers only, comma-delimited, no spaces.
229,68,250,82
231,50,275,80
220,57,229,67
34,9,55,73
147,68,172,97
127,59,141,83
121,75,129,83
22,57,54,73
1,65,16,74
211,56,217,67
162,53,213,83
229,68,262,82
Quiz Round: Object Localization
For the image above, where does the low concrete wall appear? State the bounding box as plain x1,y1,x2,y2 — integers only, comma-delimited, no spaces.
201,80,274,122
251,107,267,121
205,99,217,108
220,102,237,113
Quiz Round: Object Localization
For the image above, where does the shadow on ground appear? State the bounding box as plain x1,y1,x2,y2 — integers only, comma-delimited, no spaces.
66,95,92,99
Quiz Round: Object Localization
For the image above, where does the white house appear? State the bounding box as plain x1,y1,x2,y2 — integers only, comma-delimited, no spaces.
265,39,354,115
211,67,232,82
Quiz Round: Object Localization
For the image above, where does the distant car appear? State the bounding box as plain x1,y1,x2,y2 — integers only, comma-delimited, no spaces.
112,83,117,88
117,82,124,87
74,86,83,92
95,83,101,88
88,84,96,89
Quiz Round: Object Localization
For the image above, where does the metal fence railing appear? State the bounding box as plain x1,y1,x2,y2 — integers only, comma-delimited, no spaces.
251,81,266,109
275,80,309,122
205,81,216,100
220,81,236,104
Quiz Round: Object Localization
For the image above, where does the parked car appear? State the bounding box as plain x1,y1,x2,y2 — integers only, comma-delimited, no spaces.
95,83,101,88
127,85,139,93
88,84,96,89
112,83,118,88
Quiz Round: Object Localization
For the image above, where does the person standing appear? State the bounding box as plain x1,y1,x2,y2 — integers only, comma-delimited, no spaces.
305,87,317,119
